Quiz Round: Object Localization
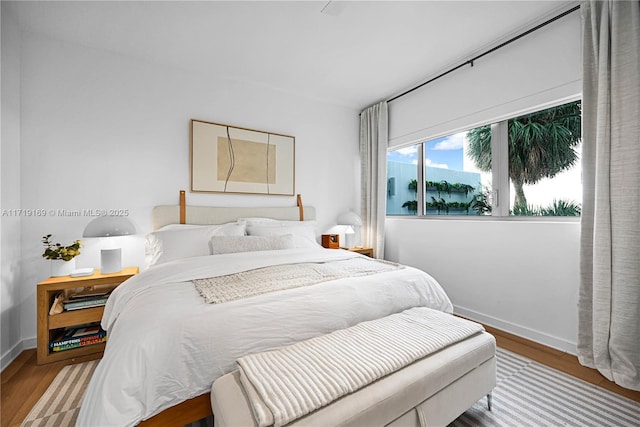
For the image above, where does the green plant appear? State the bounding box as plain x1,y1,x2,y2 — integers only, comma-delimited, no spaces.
42,234,82,261
425,180,475,197
539,199,581,216
437,181,451,197
408,179,418,193
467,100,581,207
451,183,475,197
510,199,582,216
470,187,492,215
447,201,472,213
425,180,453,197
510,203,539,216
428,197,449,214
425,200,473,214
402,200,417,212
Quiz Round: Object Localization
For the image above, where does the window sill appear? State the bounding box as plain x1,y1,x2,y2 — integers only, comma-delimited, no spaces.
385,214,580,224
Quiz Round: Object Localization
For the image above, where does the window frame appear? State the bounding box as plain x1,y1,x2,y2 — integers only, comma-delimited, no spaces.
386,97,582,221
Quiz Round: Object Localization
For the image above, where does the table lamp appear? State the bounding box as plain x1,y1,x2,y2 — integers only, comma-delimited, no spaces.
83,216,136,273
337,211,362,248
344,225,356,249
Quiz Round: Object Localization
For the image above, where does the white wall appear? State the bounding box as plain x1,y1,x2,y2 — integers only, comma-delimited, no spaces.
1,4,25,370
388,7,581,147
386,218,580,353
4,31,359,365
384,9,582,354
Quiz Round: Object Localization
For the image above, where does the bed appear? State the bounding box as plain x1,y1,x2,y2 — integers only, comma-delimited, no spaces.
77,193,495,426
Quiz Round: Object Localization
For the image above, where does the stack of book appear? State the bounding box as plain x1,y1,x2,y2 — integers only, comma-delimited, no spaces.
49,323,107,352
63,288,111,311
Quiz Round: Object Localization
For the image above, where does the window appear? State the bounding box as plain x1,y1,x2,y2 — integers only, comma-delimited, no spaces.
424,128,492,216
386,100,582,217
386,126,491,216
387,144,419,216
506,102,582,216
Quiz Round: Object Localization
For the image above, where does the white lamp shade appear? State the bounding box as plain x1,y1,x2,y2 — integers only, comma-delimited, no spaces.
337,211,362,226
83,216,136,238
337,211,362,247
84,216,135,273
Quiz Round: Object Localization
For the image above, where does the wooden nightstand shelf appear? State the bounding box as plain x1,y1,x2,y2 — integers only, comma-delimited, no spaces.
36,267,138,365
346,247,374,258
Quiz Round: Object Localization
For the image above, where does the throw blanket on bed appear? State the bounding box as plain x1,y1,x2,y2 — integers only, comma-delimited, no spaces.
236,307,484,427
194,257,401,304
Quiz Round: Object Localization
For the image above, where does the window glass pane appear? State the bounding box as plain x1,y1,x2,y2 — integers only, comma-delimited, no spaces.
424,127,492,216
507,100,582,216
386,145,419,215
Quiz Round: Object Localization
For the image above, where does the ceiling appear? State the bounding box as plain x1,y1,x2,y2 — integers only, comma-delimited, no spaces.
6,0,577,110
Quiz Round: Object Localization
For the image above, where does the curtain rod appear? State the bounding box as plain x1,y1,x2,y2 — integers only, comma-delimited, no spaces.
386,4,581,104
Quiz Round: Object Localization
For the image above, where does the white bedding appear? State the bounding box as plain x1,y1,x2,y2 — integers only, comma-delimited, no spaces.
77,248,453,427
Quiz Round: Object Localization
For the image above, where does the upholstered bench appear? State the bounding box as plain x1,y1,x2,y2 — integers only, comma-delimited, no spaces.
211,331,496,427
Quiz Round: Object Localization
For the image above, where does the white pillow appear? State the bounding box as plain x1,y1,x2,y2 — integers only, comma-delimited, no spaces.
244,220,319,248
239,218,308,226
158,224,217,230
210,235,295,255
145,222,246,268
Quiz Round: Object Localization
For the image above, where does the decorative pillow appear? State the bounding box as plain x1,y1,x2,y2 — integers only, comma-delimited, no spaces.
145,222,246,268
244,220,319,248
209,235,295,255
238,218,310,226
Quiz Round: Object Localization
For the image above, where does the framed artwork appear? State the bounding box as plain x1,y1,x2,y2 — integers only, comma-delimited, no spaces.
190,119,295,195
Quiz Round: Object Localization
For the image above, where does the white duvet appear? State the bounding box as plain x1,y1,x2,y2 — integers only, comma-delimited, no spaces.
77,248,453,427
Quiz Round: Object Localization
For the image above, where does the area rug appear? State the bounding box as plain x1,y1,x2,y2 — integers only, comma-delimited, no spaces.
20,360,212,427
21,360,98,426
449,348,640,426
22,348,639,426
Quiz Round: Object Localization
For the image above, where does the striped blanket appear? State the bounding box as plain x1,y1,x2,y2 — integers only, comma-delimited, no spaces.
236,307,484,427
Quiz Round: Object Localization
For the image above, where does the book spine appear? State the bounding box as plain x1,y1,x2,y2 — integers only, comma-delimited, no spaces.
63,298,108,309
49,331,106,348
64,303,107,311
52,336,107,352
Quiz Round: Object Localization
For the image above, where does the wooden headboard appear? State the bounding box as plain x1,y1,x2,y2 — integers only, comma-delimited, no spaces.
151,191,316,230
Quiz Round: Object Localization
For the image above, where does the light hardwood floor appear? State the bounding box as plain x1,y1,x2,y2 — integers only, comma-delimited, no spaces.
1,350,102,427
2,327,639,427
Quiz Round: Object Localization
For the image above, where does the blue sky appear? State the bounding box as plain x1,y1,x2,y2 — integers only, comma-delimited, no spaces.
387,133,465,170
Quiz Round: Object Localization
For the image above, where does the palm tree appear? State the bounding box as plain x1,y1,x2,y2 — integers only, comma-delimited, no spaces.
466,101,581,207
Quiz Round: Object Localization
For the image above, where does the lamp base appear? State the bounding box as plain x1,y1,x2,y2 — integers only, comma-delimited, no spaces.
101,248,122,274
344,233,355,249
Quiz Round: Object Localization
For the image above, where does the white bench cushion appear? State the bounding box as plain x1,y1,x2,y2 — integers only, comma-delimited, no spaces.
211,331,496,427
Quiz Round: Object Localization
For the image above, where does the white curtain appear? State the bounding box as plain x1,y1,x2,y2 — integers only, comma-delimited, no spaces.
359,101,388,259
579,0,640,391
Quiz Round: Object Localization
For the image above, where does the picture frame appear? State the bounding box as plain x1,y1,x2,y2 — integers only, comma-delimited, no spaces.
190,119,295,195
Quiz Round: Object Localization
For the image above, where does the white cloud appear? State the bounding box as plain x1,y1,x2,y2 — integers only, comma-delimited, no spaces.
433,134,464,151
396,146,417,156
425,158,449,169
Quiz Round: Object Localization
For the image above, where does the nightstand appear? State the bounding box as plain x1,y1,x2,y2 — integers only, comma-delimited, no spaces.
36,267,138,365
346,247,374,258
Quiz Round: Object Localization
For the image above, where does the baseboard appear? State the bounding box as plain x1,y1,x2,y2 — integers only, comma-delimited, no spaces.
454,305,577,355
1,337,36,372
